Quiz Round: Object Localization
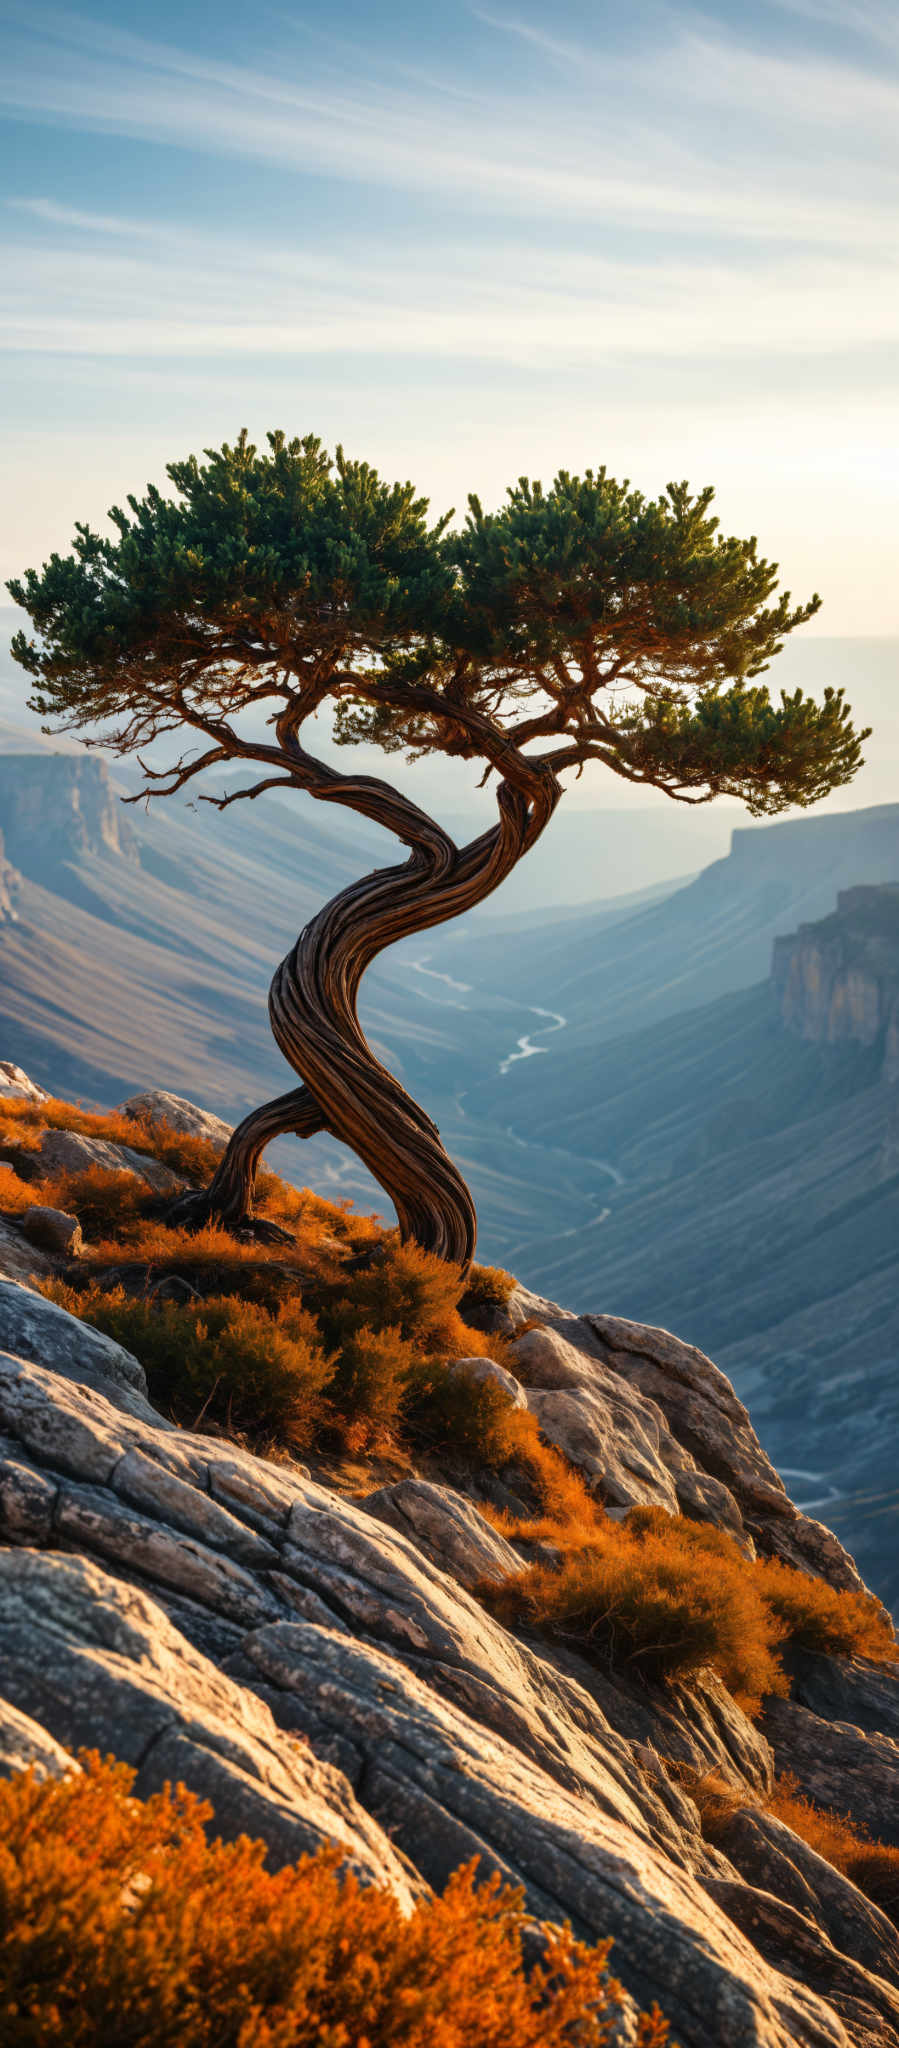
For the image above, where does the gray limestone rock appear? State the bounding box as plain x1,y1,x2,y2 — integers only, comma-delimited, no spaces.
28,1126,183,1197
761,1694,899,1847
0,1061,48,1104
362,1476,525,1588
0,1547,417,1896
790,1651,899,1743
116,1089,232,1150
710,1802,899,1990
0,1217,56,1287
512,1305,749,1538
0,1278,150,1402
0,1697,79,1781
509,1288,863,1592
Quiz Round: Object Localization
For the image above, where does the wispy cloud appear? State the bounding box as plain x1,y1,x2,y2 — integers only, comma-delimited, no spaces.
2,4,896,248
4,207,897,367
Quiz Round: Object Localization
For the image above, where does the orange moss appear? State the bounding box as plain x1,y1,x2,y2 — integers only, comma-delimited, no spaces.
0,1755,671,2048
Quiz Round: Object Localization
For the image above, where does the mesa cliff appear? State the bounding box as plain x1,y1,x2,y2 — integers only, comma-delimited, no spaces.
2,1064,899,2047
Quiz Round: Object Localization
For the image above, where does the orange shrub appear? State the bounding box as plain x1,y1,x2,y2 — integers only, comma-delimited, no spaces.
310,1237,472,1357
486,1504,899,1709
328,1321,420,1445
42,1284,333,1451
486,1514,788,1709
758,1556,897,1663
0,1160,43,1215
0,1755,671,2048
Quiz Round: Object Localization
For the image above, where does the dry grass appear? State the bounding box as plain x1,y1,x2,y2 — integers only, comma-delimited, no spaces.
671,1760,899,1930
768,1774,899,1926
0,1754,672,2048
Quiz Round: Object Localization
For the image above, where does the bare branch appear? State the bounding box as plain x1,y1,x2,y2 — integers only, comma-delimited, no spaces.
198,775,300,811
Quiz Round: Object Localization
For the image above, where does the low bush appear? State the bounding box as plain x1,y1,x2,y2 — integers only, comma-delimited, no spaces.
0,1160,43,1215
0,1755,671,2048
486,1514,788,1708
310,1237,475,1359
459,1262,516,1315
758,1556,897,1663
43,1284,334,1451
486,1504,898,1707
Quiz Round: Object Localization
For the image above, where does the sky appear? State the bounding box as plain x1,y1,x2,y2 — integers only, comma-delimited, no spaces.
1,0,897,825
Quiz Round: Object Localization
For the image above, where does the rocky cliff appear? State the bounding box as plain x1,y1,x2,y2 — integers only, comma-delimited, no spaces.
0,753,138,891
2,1067,899,2046
0,825,18,923
774,885,899,1084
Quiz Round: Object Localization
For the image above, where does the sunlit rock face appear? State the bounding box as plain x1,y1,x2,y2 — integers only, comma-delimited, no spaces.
0,827,19,923
773,884,899,1072
0,755,138,885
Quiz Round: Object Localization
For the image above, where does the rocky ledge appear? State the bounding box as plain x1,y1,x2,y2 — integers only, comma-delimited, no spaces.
1,1074,899,2048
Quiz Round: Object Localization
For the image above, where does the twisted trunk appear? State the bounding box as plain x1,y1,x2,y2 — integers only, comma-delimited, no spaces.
187,763,560,1272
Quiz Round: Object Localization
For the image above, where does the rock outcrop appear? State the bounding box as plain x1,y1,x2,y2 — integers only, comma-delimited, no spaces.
1,1069,899,2046
774,885,899,1083
0,754,138,884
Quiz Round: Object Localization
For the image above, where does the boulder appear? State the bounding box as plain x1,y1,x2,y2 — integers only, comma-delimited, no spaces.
0,1217,55,1287
448,1353,527,1408
0,1277,150,1404
116,1089,232,1150
509,1288,863,1592
512,1310,749,1539
0,1697,78,1782
28,1127,182,1196
761,1694,899,1847
21,1206,84,1257
0,1061,48,1104
362,1477,525,1589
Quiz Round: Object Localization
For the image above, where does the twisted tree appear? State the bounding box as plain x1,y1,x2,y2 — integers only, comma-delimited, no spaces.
8,432,866,1272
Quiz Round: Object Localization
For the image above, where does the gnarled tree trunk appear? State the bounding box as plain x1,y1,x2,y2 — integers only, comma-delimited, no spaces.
187,762,560,1273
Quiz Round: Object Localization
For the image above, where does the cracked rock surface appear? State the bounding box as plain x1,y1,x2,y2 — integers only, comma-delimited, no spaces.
1,1224,898,2044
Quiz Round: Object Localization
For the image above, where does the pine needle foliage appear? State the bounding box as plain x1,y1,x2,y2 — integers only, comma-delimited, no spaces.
0,1755,673,2048
9,431,865,821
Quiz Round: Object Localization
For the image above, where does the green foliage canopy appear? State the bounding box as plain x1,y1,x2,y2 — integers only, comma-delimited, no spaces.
8,430,866,816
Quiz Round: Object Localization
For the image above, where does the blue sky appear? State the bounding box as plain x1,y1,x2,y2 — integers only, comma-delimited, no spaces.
2,0,897,667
